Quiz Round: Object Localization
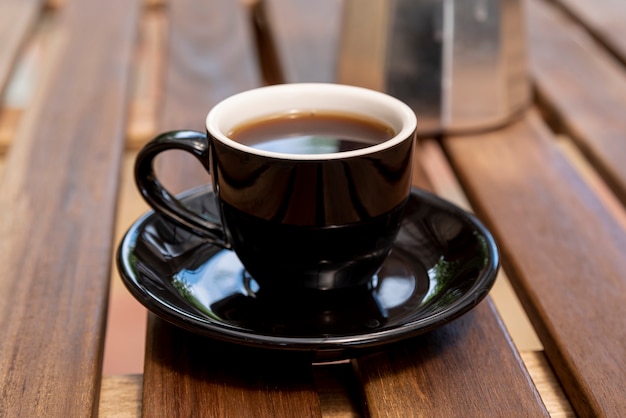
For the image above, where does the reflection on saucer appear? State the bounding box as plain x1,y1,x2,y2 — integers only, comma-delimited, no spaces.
170,246,429,337
117,186,499,359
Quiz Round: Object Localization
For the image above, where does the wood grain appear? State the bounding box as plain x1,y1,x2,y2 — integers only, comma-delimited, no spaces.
418,139,544,352
551,0,626,63
0,0,141,416
259,0,345,84
444,111,626,416
356,301,548,417
528,0,626,206
336,0,392,92
152,0,261,195
144,317,322,418
139,1,322,416
0,0,42,97
99,350,577,417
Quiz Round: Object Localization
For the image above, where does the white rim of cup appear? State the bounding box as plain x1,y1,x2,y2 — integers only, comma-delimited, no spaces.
206,83,417,161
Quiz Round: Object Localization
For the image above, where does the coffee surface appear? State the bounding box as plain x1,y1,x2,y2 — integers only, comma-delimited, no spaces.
228,112,396,154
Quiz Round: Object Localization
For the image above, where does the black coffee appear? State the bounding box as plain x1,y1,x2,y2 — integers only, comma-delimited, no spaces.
228,111,396,154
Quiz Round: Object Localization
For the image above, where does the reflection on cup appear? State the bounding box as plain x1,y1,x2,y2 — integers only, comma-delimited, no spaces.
135,83,417,291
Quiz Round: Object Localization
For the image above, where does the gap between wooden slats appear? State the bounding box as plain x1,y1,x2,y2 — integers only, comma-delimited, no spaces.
99,348,578,417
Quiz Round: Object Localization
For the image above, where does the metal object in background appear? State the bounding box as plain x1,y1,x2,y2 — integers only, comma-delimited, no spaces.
386,0,530,135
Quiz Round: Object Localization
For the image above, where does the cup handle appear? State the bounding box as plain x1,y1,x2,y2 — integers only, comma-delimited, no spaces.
134,130,228,247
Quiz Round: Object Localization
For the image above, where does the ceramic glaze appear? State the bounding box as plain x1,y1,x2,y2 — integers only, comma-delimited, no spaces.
117,186,499,360
135,84,417,290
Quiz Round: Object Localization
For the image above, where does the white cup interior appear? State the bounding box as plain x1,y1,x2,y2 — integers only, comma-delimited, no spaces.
206,83,417,160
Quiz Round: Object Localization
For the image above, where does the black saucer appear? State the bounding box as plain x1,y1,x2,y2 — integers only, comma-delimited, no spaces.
117,186,499,360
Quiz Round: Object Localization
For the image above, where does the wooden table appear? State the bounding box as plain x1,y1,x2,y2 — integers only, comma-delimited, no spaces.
1,0,624,416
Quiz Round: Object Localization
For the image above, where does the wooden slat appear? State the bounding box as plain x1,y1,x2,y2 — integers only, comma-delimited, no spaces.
152,0,259,194
357,302,548,417
444,111,626,417
551,0,626,63
336,0,391,92
259,0,345,83
140,1,322,416
0,0,141,416
528,0,626,206
145,317,322,417
260,0,390,92
0,0,43,96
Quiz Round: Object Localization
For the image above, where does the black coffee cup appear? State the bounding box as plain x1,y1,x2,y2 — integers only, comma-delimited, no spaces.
135,83,417,291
